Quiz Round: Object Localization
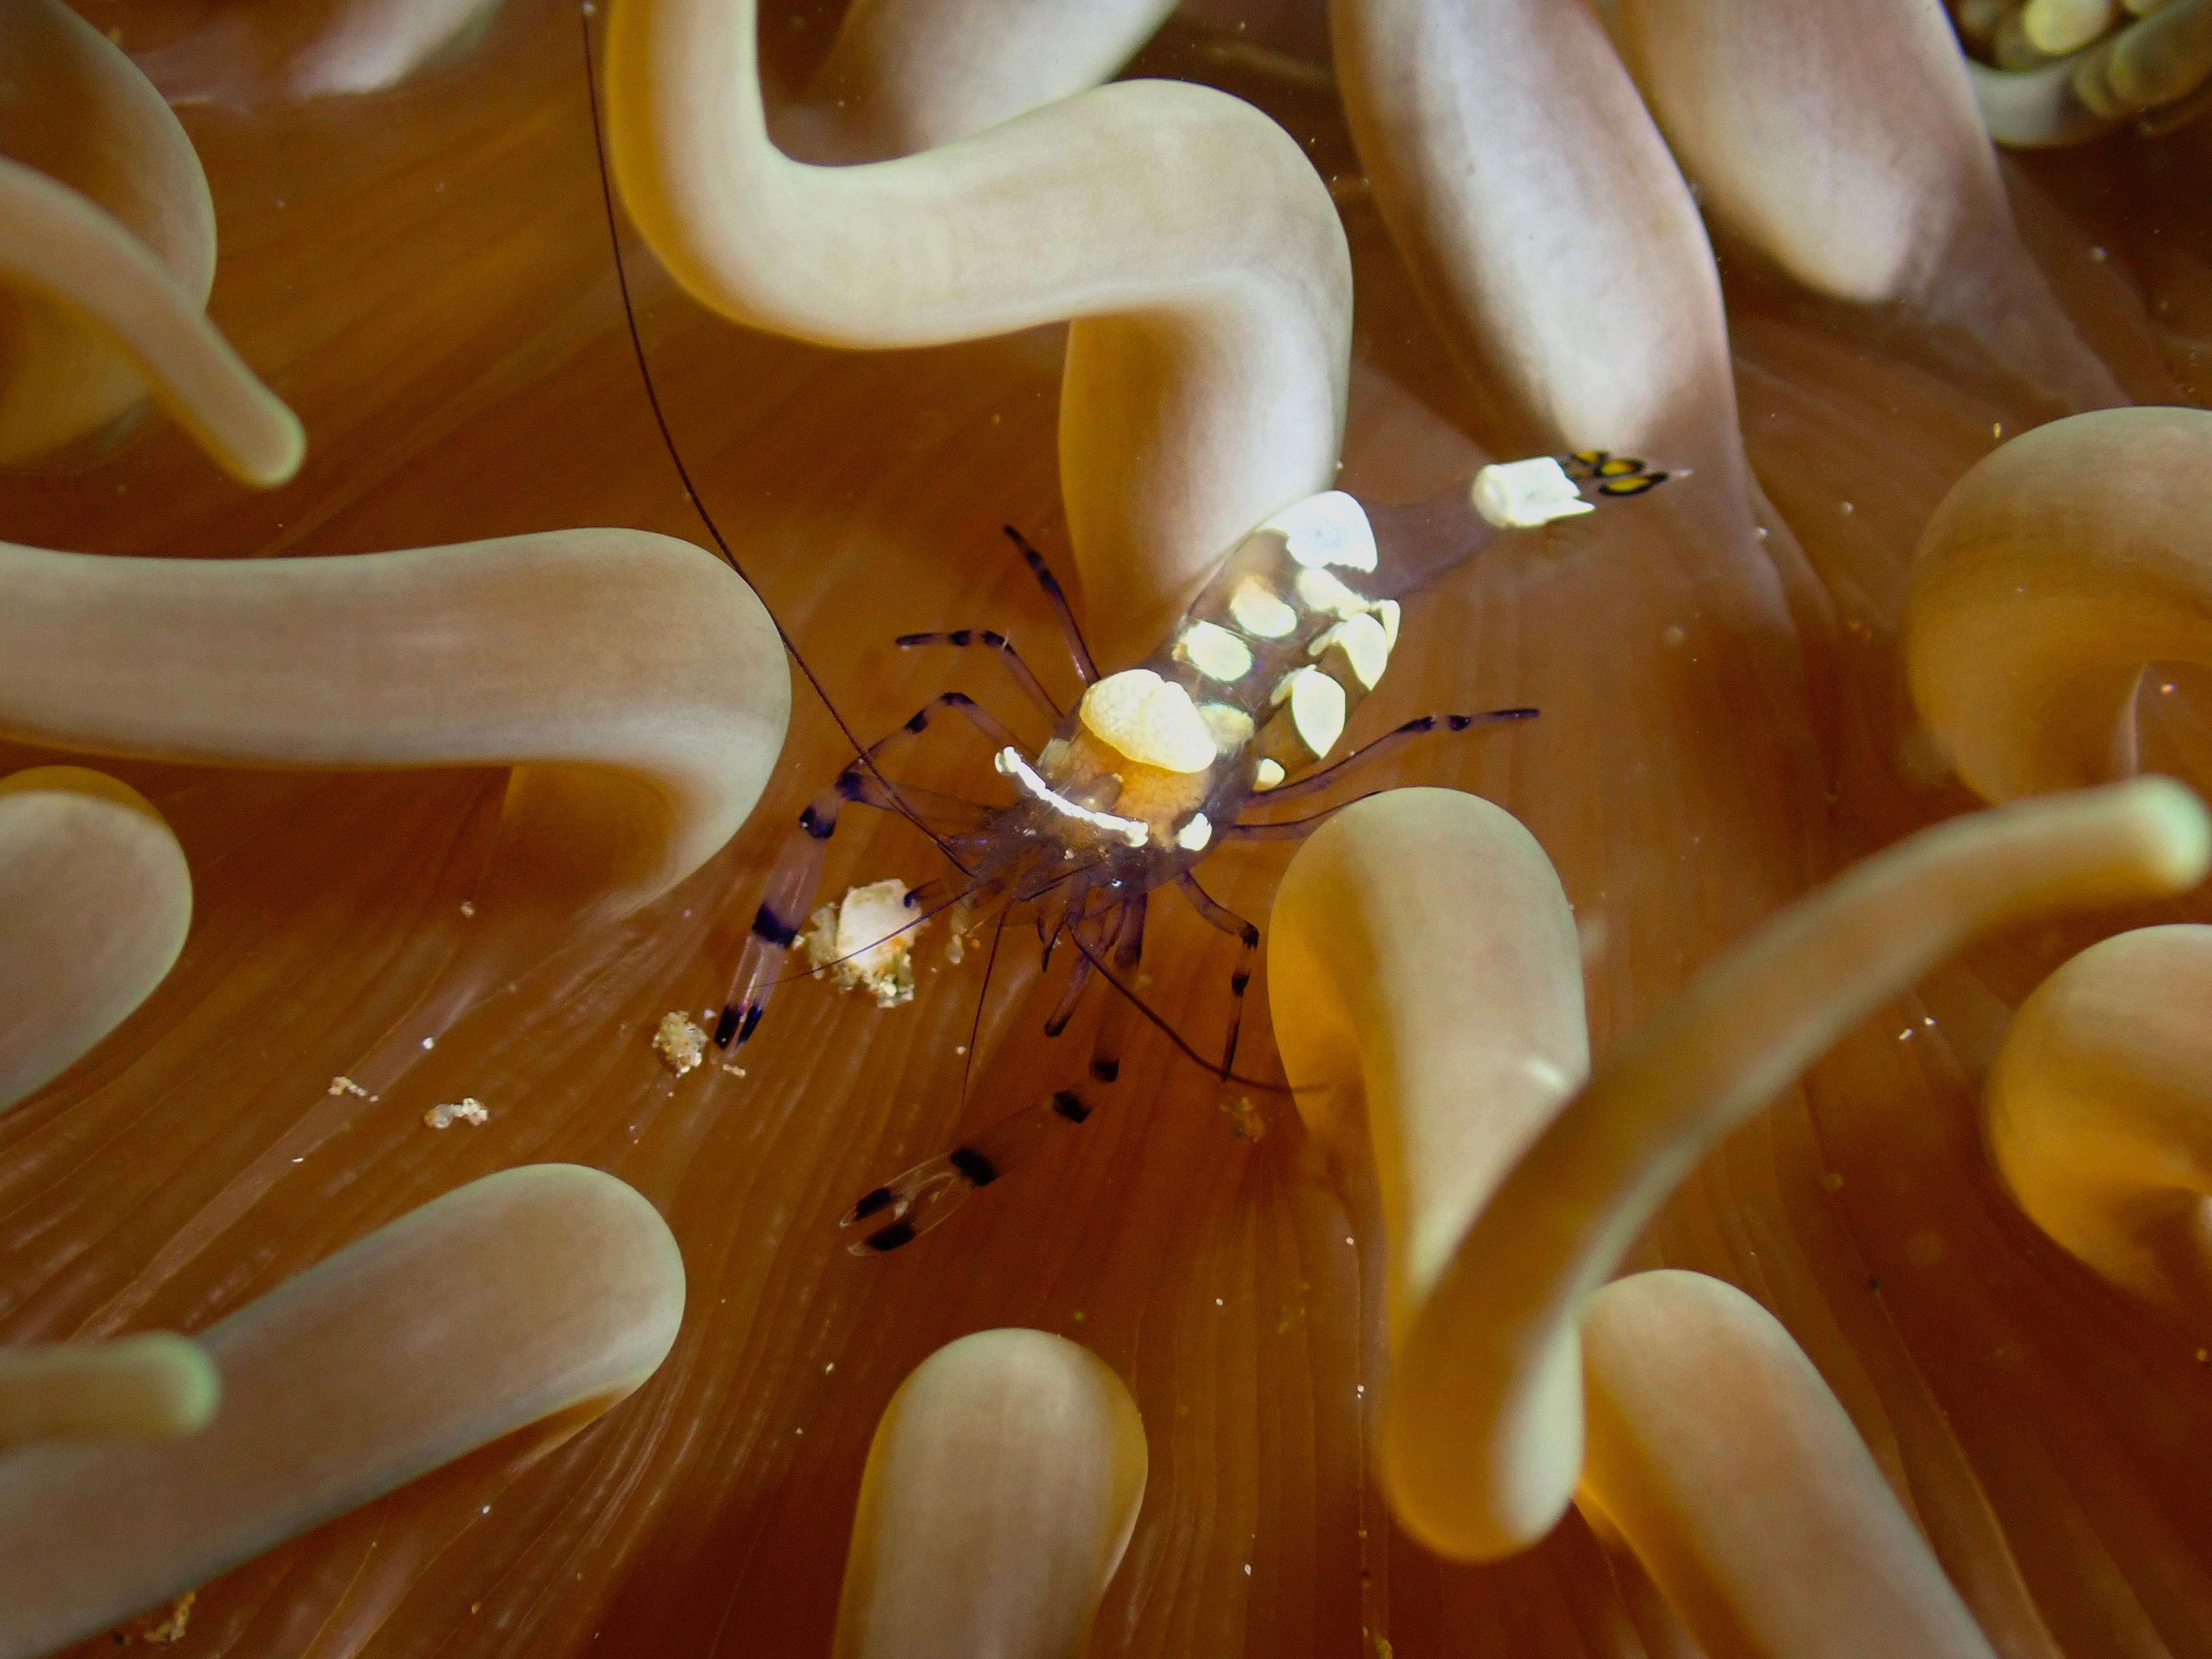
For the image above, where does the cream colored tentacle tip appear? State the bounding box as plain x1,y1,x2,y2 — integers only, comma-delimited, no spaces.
1965,0,2212,145
1905,406,2212,805
1614,0,2120,413
833,1329,1146,1659
1277,778,2203,1563
0,1,302,485
0,1165,684,1659
1986,924,2212,1321
1579,1271,1999,1659
0,531,787,1088
0,1334,217,1452
601,0,1348,660
0,768,190,1109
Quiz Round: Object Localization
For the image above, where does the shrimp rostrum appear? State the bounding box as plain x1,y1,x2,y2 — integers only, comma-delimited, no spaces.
712,451,1670,1254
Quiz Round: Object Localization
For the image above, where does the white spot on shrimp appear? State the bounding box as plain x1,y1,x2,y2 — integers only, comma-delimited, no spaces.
996,748,1149,846
1310,611,1390,688
1286,667,1347,759
1254,758,1286,790
1375,599,1400,653
1199,702,1255,755
1472,456,1594,528
1294,564,1370,620
1079,669,1217,774
1178,619,1253,682
1260,491,1377,571
1229,579,1298,639
1176,813,1213,852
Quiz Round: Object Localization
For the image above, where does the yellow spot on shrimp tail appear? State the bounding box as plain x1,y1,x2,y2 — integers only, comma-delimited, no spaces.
1380,776,2210,1562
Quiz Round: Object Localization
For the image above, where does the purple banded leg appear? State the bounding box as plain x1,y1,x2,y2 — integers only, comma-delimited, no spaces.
839,1082,1104,1254
1041,888,1098,1039
1001,525,1098,684
1085,895,1146,1085
1248,709,1538,807
896,630,1063,721
1175,875,1260,1077
712,692,1024,1052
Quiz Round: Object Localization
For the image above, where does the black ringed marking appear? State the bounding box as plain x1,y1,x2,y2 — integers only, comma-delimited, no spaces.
905,709,931,733
751,904,800,947
1051,1089,1092,1123
798,804,836,841
714,1005,741,1047
850,1185,894,1220
1230,971,1252,997
948,1147,1000,1187
950,629,972,645
737,1004,763,1045
1239,925,1260,947
865,1218,917,1252
836,768,865,800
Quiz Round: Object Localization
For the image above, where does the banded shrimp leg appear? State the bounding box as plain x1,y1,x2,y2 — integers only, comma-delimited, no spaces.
712,691,1024,1051
843,894,1148,1254
891,520,1102,720
1248,709,1538,808
1174,874,1261,1077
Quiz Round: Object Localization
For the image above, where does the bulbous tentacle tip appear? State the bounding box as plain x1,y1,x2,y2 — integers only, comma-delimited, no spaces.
0,1332,220,1452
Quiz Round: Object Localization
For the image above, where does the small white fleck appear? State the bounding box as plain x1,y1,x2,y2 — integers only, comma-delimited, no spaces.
1215,1297,1225,1307
1840,500,1855,515
1898,1029,1913,1041
421,1036,435,1050
825,1361,836,1374
291,1157,304,1164
1244,1564,1253,1577
458,900,475,917
481,1506,491,1515
1355,1384,1365,1397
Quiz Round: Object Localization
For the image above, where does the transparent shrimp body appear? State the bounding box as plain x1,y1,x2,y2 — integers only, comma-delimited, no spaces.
698,452,1669,1253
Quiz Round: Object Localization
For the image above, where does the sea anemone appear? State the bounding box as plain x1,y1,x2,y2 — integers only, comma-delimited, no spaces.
3,0,2210,1653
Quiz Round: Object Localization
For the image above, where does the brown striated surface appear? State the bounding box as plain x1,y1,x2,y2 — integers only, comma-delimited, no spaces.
2,2,2210,1656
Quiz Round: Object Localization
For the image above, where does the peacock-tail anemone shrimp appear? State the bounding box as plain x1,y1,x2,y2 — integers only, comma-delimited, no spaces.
700,455,1673,1252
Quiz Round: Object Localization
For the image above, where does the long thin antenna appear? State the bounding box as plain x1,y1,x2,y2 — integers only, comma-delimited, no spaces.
577,12,961,868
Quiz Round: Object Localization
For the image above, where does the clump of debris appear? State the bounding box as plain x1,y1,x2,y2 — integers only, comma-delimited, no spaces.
803,878,925,1008
1219,1096,1265,1142
652,1011,708,1076
422,1097,489,1130
117,1590,194,1645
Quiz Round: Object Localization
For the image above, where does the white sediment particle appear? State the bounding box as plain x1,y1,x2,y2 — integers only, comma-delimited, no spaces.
997,748,1148,847
424,1097,489,1129
1175,813,1213,852
327,1076,368,1098
652,1011,708,1076
1287,667,1347,759
1259,490,1377,571
1310,611,1390,688
1178,619,1253,682
1199,702,1255,755
804,878,926,1008
1228,579,1298,639
1254,758,1286,790
1472,456,1595,528
1078,668,1217,774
